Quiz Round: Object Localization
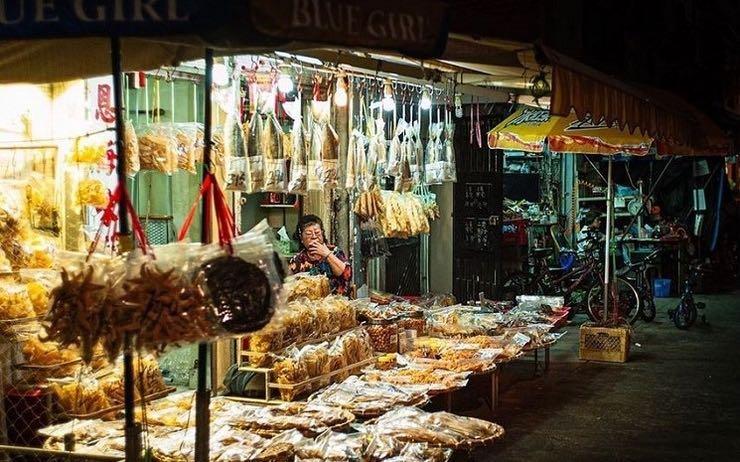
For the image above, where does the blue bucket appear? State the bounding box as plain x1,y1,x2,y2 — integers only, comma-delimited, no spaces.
653,278,672,298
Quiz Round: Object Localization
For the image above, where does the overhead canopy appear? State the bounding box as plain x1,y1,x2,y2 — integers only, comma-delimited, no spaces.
542,45,732,155
0,0,451,84
488,106,653,156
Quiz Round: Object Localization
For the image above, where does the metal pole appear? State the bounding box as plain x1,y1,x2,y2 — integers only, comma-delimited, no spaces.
618,156,676,244
603,156,613,321
194,48,214,462
111,35,141,462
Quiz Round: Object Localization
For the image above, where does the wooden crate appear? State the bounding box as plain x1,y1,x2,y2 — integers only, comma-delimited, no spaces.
579,324,630,363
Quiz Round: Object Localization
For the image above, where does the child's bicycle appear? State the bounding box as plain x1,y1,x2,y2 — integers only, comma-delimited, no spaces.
667,262,708,329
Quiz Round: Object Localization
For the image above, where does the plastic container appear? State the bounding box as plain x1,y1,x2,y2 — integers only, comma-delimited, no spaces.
653,278,672,298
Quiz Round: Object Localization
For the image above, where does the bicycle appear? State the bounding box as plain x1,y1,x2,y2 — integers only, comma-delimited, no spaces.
503,234,641,323
616,246,662,322
668,262,707,329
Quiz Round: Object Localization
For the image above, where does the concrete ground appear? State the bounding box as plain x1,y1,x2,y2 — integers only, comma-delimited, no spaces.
474,294,740,462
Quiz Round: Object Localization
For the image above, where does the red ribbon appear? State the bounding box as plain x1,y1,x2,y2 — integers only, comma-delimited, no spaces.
88,183,150,259
178,172,237,253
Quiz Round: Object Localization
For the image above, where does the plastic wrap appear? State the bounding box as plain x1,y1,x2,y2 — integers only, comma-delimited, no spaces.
308,376,427,417
288,117,308,194
137,123,178,174
44,255,126,362
262,113,287,192
441,120,457,183
224,113,248,191
69,132,107,164
424,122,444,185
284,273,330,301
245,111,265,192
122,120,141,176
346,129,368,191
196,223,285,336
367,407,504,448
0,283,34,320
77,178,109,208
173,123,202,174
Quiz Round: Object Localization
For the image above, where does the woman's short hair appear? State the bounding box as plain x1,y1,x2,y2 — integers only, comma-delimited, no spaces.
293,214,326,250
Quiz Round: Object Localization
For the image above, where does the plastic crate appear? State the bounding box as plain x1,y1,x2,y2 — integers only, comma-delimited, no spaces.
579,323,630,363
502,219,528,246
653,278,672,297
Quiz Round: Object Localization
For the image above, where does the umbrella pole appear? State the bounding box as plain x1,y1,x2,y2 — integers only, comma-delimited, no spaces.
194,48,214,462
603,155,614,321
111,35,142,462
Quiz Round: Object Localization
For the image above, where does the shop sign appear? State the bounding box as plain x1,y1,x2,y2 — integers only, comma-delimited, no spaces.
250,0,449,58
503,107,550,127
0,0,202,39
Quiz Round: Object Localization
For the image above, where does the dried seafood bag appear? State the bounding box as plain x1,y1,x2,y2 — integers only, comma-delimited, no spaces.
44,252,127,363
173,122,202,174
137,123,178,174
288,115,309,194
224,110,247,190
441,116,457,182
371,117,388,181
262,113,287,192
69,131,108,165
120,243,219,354
387,119,406,180
245,111,265,192
122,119,140,176
0,282,35,320
196,219,285,336
320,121,340,191
424,122,444,185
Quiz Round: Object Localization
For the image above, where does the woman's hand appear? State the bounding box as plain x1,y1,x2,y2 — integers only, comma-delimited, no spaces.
309,241,332,259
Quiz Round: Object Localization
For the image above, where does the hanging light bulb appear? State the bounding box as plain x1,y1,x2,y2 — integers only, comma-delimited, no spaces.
276,63,294,94
420,87,432,110
334,73,348,107
382,79,395,112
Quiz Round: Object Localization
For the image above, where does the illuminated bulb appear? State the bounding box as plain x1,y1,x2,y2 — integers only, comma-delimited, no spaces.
334,74,348,107
382,80,395,112
277,73,294,94
211,63,230,87
420,88,432,110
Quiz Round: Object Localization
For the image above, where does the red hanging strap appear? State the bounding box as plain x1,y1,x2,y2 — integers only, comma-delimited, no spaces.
177,172,236,253
177,174,214,242
87,183,150,259
120,186,150,254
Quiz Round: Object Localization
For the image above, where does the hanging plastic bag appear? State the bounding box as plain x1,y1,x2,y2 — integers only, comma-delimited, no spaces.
442,117,458,182
224,110,247,190
288,116,308,194
123,119,140,176
320,122,340,191
173,123,201,175
179,174,285,336
244,111,264,193
137,124,178,174
424,122,444,185
408,120,424,188
387,119,406,179
346,129,368,191
262,113,287,192
373,117,388,180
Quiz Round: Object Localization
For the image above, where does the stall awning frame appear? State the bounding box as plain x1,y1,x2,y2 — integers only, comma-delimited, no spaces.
488,106,653,156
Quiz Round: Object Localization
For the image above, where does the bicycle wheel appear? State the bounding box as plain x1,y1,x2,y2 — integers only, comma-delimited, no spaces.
641,296,656,322
587,277,641,324
673,300,697,329
640,282,656,322
502,272,540,301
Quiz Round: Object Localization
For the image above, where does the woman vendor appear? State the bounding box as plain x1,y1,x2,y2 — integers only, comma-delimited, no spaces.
289,214,352,296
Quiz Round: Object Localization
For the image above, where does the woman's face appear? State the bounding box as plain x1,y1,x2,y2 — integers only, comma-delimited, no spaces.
301,223,324,248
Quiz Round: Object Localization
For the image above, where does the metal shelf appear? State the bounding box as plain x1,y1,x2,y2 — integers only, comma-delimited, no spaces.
578,196,607,202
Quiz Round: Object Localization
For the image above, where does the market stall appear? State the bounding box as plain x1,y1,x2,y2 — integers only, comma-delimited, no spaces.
0,14,527,461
